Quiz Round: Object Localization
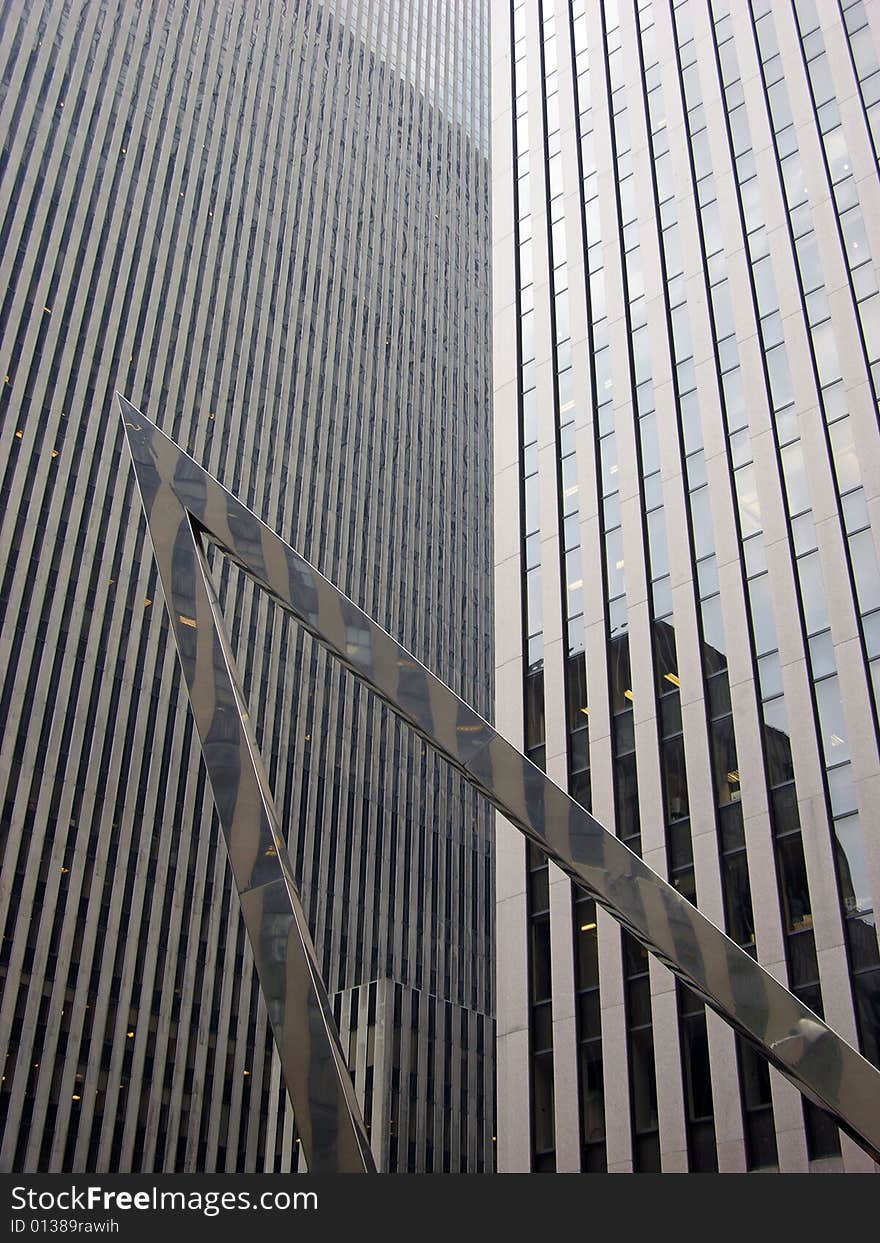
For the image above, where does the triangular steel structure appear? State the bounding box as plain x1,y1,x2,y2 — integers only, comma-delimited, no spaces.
119,396,880,1170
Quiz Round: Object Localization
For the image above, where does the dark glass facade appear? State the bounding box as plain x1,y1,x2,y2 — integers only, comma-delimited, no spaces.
0,0,493,1172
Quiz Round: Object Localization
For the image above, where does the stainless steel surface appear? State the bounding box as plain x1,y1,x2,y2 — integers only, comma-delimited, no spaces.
120,399,375,1174
120,396,880,1167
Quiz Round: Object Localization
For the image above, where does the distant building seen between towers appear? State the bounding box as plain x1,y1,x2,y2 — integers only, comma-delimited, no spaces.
492,0,880,1172
0,0,493,1173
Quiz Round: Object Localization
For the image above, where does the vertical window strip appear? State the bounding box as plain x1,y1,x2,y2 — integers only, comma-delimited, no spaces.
670,0,779,1170
597,0,665,1173
630,0,719,1174
542,1,607,1176
568,1,633,1168
511,0,554,1174
527,841,555,1171
566,0,616,1174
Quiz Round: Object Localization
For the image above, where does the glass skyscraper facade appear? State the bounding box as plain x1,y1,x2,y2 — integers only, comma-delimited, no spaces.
493,0,880,1172
0,0,493,1172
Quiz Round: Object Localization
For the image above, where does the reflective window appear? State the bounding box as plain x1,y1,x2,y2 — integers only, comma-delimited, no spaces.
834,815,872,916
815,676,849,763
798,551,829,636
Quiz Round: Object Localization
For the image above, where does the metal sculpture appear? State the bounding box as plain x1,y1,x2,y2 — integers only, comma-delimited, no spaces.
119,395,880,1171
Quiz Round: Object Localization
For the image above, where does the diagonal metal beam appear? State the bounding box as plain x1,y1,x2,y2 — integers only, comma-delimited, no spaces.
119,395,880,1168
119,400,375,1173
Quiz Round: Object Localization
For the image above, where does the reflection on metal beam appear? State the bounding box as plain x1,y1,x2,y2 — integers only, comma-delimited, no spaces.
119,396,880,1170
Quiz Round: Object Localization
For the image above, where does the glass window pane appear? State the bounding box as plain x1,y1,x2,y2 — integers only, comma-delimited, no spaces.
566,654,588,729
629,1028,658,1132
852,968,880,1070
580,1041,606,1141
647,508,669,578
766,344,793,410
789,929,820,989
639,412,660,474
533,1050,555,1153
570,764,591,810
848,919,880,974
527,564,543,635
691,486,714,559
834,815,872,916
627,975,652,1028
524,471,540,535
808,627,836,678
798,551,829,635
753,255,777,317
822,121,851,183
764,704,795,785
816,675,849,762
840,204,870,267
720,801,745,852
811,318,841,387
723,853,755,946
711,717,740,806
859,291,880,363
576,921,599,990
680,389,702,452
777,836,813,932
530,916,552,1001
525,670,546,750
701,598,728,669
579,990,601,1040
682,1012,715,1122
522,387,538,444
615,752,640,842
605,528,625,599
771,783,800,833
529,867,550,915
827,762,857,817
804,1101,842,1162
850,528,880,614
663,735,689,821
748,573,776,655
781,441,810,515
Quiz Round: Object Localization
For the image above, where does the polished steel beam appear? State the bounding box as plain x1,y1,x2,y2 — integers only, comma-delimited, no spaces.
119,396,880,1168
119,399,376,1174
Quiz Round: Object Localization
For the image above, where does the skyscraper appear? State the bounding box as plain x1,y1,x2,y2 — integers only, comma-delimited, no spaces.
492,0,880,1172
0,0,493,1172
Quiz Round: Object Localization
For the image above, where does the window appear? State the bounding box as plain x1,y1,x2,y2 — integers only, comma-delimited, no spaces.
850,530,880,612
834,815,871,915
765,345,793,410
798,551,829,636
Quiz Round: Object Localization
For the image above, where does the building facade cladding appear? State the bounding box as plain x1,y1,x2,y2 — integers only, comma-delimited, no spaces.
493,0,880,1174
0,0,493,1173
